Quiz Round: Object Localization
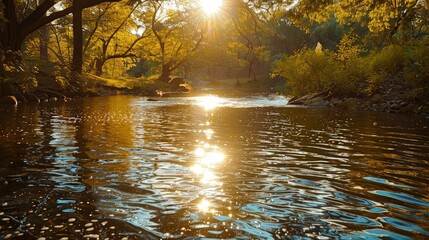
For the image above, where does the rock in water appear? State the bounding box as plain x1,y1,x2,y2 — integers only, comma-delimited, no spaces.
306,97,327,106
344,98,358,110
0,96,18,105
168,77,185,87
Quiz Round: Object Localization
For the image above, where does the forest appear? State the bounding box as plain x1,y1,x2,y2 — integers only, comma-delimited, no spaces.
0,0,428,111
1,1,429,239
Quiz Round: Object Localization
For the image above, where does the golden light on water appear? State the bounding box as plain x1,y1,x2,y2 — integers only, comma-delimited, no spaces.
194,147,206,157
196,95,224,110
191,109,226,214
200,171,217,184
203,129,214,139
191,145,225,186
198,199,211,212
194,146,225,166
199,0,223,16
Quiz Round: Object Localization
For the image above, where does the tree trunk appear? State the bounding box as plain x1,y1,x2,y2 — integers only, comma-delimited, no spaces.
95,58,104,76
39,25,49,61
2,0,121,65
0,58,5,96
248,58,257,82
158,64,171,82
2,0,23,62
72,0,83,76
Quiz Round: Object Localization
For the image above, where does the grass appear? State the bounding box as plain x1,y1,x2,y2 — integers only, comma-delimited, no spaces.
21,57,284,95
86,74,139,89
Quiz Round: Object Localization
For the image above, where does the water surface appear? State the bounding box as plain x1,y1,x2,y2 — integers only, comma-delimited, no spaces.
1,95,428,239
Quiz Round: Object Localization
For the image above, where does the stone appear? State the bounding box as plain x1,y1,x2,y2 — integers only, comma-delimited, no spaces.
417,103,429,114
330,98,343,107
177,86,189,92
168,77,185,87
390,103,400,110
344,98,358,110
399,103,415,113
305,97,327,106
288,96,299,103
288,98,305,105
0,96,18,105
370,94,383,104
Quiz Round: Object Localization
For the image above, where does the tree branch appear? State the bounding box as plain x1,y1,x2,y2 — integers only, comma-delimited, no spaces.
21,0,121,39
84,2,114,55
105,32,151,61
20,0,56,28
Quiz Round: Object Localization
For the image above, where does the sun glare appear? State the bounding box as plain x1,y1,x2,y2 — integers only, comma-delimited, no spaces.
196,95,224,110
200,0,223,15
198,199,211,212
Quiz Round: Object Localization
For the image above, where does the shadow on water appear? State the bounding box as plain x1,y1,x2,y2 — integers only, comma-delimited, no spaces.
0,95,429,239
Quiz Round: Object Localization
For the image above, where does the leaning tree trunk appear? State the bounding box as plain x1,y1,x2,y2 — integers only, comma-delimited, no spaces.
72,0,83,76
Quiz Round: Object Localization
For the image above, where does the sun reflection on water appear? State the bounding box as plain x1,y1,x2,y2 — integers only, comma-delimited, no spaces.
191,99,227,215
191,144,225,186
195,95,224,110
198,198,215,213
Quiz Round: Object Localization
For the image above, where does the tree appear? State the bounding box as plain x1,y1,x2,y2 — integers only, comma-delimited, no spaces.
0,0,121,63
285,0,428,42
72,0,84,75
144,0,204,81
83,2,150,76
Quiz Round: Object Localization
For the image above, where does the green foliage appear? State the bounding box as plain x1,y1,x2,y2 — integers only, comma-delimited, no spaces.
336,33,364,62
53,66,70,90
3,59,39,93
274,36,429,100
371,45,406,74
365,41,429,97
403,41,429,95
273,45,365,97
309,17,344,51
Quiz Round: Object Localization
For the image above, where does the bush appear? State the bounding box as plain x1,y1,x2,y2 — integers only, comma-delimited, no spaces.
365,41,429,96
371,44,405,74
403,42,429,89
3,54,39,93
273,47,364,97
273,39,429,100
273,49,336,95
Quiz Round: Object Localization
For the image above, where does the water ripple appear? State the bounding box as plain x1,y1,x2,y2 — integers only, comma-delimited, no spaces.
1,95,428,239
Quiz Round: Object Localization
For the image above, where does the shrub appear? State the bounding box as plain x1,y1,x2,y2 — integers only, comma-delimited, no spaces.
272,39,428,100
273,48,338,96
273,47,364,97
3,54,39,93
403,41,429,100
403,42,429,89
371,44,405,74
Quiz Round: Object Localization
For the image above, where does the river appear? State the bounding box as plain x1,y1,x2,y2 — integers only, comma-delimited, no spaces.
1,95,428,239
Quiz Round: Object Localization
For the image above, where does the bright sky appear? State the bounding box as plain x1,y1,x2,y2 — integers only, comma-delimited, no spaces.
199,0,223,16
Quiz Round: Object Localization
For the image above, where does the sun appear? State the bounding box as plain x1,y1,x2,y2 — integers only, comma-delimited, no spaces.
200,0,223,16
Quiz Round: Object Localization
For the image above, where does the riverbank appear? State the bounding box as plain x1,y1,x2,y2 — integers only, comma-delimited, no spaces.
1,60,427,115
0,61,280,105
287,83,429,114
